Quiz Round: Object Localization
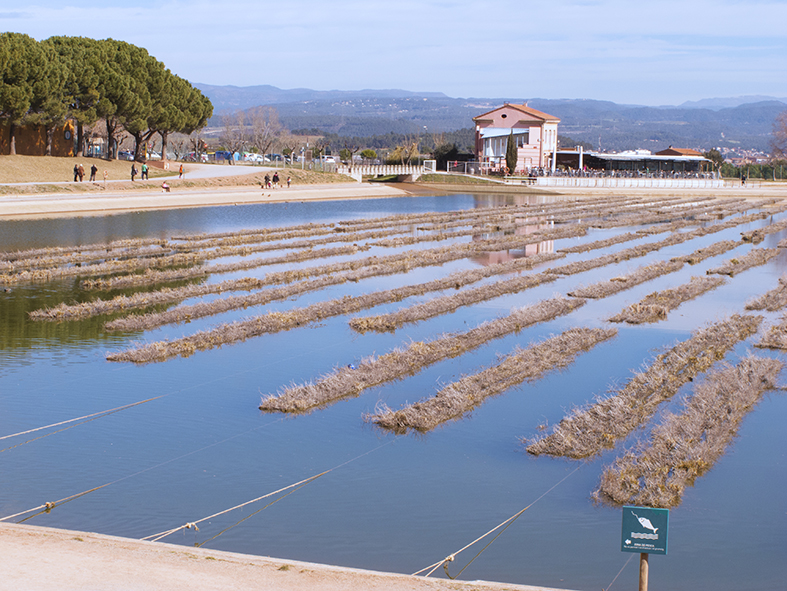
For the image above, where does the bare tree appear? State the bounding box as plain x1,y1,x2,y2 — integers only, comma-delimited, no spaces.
248,106,282,157
220,110,250,164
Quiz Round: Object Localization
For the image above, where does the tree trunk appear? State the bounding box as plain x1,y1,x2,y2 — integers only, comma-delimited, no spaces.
9,123,17,155
45,126,55,156
76,121,84,157
106,117,119,159
160,131,168,162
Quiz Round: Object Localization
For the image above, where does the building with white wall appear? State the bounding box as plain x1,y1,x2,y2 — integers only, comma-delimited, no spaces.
473,104,560,174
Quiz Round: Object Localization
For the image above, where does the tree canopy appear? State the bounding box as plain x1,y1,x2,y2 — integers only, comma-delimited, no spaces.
0,34,212,158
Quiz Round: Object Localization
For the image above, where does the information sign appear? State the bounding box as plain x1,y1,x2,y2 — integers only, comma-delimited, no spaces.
621,505,669,555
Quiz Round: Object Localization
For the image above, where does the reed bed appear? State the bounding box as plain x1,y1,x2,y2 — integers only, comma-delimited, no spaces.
754,313,787,349
0,251,208,285
672,240,741,264
609,276,726,324
104,252,564,332
595,356,781,507
568,260,685,299
745,275,787,311
256,296,586,412
524,313,763,459
558,232,646,254
740,218,787,243
368,327,618,433
171,221,333,242
0,243,176,273
83,225,586,291
29,277,265,321
349,271,558,333
706,248,779,276
0,237,167,262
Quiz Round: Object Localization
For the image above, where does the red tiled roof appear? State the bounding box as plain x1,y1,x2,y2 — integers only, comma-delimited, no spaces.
473,103,560,123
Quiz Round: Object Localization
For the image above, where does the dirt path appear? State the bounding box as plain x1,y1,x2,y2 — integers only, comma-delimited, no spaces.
0,523,573,591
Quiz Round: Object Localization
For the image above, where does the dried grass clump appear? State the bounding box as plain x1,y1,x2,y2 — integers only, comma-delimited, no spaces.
741,218,787,243
672,240,741,264
105,252,563,332
368,327,617,433
524,314,763,459
706,248,778,276
257,297,586,412
609,276,726,324
568,260,684,299
754,313,787,349
745,275,787,311
595,356,781,507
0,237,167,263
0,244,174,273
349,271,558,333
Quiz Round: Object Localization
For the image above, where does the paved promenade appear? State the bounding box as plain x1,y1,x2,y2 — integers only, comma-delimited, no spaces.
0,523,573,591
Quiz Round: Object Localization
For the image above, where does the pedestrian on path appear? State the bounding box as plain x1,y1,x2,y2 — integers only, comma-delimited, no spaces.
131,164,137,181
89,164,97,182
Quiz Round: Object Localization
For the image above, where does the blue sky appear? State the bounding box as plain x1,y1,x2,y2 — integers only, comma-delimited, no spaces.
3,0,787,105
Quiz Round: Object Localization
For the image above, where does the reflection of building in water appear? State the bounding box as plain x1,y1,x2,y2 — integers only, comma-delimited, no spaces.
470,218,555,265
473,193,566,209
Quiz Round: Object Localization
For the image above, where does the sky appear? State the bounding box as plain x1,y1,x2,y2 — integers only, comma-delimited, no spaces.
3,0,787,106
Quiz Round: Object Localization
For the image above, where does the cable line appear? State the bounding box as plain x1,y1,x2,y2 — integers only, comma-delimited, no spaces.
412,464,581,579
142,438,396,545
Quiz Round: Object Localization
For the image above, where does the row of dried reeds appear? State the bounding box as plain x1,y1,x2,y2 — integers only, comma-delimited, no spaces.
0,251,208,285
349,271,557,333
104,252,564,332
0,236,167,262
706,248,779,276
745,275,787,311
82,224,587,291
255,296,586,411
609,276,726,324
0,243,174,273
568,260,685,299
29,277,262,321
594,356,781,507
672,240,741,265
367,327,618,433
741,218,787,243
524,314,763,459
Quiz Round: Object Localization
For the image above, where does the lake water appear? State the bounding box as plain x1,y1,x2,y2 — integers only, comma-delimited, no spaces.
1,193,785,590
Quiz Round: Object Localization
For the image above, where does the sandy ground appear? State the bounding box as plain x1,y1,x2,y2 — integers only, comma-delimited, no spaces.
0,523,573,591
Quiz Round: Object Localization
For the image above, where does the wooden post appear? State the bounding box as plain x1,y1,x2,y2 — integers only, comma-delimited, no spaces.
638,553,649,591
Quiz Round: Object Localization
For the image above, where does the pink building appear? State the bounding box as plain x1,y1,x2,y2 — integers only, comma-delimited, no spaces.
473,104,560,174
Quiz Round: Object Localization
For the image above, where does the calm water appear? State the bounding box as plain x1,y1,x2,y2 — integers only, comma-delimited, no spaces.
1,194,785,590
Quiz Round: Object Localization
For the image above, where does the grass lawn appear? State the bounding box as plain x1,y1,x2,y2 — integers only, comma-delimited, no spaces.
0,155,354,195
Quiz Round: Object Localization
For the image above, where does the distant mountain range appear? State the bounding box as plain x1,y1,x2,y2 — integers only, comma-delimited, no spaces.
195,84,787,153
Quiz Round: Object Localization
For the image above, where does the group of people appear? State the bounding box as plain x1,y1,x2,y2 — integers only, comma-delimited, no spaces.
131,162,151,181
73,163,99,182
262,172,291,189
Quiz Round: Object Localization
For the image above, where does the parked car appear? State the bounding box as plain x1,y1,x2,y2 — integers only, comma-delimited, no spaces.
118,150,134,161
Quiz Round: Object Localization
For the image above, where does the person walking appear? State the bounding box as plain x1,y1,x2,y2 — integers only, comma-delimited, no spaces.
272,172,279,188
77,163,85,182
131,163,137,181
89,163,98,182
287,176,291,188
141,162,148,180
178,164,184,178
73,164,79,182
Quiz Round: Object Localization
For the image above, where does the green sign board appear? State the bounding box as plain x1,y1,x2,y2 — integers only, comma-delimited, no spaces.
621,506,669,555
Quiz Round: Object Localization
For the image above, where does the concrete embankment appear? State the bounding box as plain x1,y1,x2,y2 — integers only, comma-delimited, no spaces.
0,523,574,591
0,183,411,220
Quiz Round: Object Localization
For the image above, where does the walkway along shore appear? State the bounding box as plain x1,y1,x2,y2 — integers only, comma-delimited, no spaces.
0,522,575,591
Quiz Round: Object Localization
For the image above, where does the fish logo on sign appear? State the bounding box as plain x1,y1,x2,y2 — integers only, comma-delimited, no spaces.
631,511,658,540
